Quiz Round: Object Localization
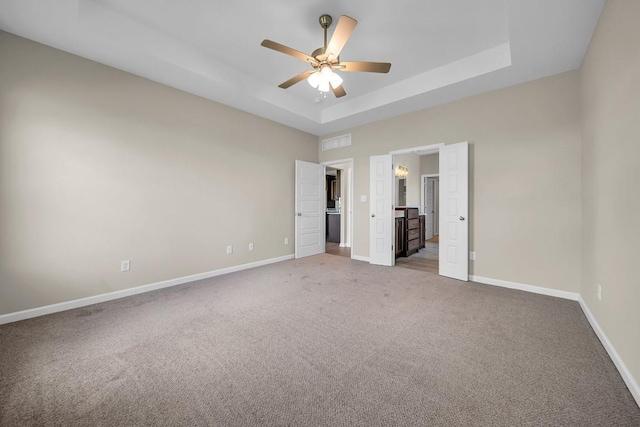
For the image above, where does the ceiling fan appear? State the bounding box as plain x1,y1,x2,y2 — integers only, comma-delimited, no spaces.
261,14,391,98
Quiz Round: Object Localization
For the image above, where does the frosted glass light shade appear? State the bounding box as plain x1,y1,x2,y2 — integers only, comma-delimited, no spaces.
329,72,343,89
307,71,321,88
318,80,330,93
320,65,332,80
307,65,341,93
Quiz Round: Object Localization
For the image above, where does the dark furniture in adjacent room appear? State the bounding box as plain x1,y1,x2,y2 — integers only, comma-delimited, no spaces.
395,216,405,258
327,213,341,243
395,207,424,258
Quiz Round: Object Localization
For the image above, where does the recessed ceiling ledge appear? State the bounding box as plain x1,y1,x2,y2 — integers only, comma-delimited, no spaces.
320,42,512,124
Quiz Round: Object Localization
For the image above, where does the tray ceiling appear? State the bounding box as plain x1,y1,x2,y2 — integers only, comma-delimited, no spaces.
0,0,605,135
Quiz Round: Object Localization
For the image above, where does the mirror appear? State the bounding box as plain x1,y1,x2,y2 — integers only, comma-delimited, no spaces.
395,178,406,206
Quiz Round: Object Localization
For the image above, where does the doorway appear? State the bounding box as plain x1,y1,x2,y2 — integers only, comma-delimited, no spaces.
370,141,468,281
393,153,440,274
323,159,353,259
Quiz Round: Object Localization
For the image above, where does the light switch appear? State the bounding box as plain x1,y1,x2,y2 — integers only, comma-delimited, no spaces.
360,195,367,202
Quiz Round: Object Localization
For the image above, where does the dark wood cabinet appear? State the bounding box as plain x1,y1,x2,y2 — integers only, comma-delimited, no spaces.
395,217,405,258
327,214,341,243
395,207,420,257
419,215,425,249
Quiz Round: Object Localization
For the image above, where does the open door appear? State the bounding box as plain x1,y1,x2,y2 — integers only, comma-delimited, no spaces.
295,160,325,259
369,155,394,266
439,142,469,280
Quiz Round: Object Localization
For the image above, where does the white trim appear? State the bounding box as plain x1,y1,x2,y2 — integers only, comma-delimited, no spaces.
0,254,295,325
322,158,354,166
469,275,580,301
578,296,640,406
351,254,370,262
348,167,353,251
389,142,445,156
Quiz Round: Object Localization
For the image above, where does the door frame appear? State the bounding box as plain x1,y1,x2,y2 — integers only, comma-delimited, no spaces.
421,174,439,238
321,158,354,259
389,143,444,272
420,173,440,215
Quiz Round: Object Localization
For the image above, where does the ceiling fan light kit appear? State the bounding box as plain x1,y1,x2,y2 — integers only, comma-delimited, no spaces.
261,14,391,98
308,64,343,92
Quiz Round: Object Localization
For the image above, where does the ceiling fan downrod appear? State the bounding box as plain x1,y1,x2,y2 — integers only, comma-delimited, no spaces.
319,14,332,49
312,14,333,61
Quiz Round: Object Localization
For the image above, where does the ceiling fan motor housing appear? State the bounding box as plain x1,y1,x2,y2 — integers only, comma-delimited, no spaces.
311,47,339,65
319,14,332,29
312,47,326,59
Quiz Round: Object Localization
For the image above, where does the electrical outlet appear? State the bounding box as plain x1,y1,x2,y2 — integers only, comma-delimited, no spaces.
284,238,289,245
121,260,130,272
469,251,476,261
226,245,233,254
597,283,602,301
249,243,254,251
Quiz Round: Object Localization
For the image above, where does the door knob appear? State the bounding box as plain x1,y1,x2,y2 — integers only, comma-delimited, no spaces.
297,213,302,216
459,216,465,221
371,214,376,218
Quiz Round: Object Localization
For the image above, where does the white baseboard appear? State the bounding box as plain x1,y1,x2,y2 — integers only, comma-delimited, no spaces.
469,275,579,301
578,296,640,407
351,254,370,262
0,254,295,325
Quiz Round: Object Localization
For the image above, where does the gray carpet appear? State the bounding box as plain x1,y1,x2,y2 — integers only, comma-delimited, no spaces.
1,254,639,426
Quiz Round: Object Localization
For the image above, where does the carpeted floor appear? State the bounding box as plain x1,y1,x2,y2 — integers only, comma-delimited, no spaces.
1,254,639,426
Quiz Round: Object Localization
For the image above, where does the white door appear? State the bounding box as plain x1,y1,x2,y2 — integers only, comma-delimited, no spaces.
439,142,469,281
369,155,394,266
425,178,435,240
295,160,325,259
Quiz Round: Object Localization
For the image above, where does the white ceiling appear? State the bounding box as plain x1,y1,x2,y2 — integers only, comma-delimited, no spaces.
0,0,605,136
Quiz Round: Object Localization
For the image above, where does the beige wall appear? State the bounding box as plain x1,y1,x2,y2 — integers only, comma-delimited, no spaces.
0,31,317,315
319,71,583,293
394,153,421,207
420,153,439,175
580,0,640,388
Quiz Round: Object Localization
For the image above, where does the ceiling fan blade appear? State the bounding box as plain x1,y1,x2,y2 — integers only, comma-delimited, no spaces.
339,61,391,73
278,69,315,89
325,15,357,59
261,40,318,65
331,85,346,98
